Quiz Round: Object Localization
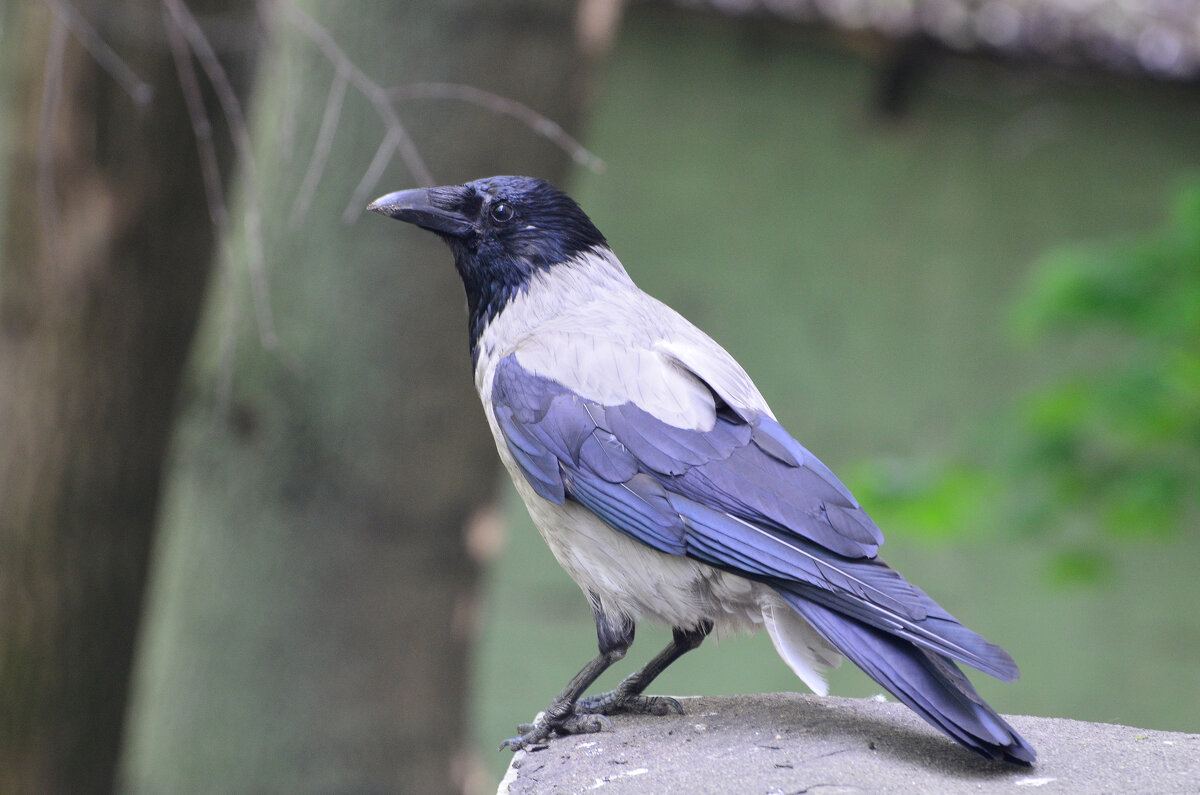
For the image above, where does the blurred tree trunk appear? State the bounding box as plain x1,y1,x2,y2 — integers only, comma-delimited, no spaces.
0,2,260,793
124,2,592,793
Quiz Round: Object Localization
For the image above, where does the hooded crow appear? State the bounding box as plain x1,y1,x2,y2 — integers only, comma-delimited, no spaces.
368,176,1035,765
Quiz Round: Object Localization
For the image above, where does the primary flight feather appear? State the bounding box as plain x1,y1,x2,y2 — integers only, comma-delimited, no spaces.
369,175,1035,765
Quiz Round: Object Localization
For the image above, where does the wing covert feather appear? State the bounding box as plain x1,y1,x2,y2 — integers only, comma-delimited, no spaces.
488,352,1010,677
491,354,890,584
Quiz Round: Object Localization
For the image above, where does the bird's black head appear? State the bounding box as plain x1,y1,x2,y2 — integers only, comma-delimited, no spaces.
369,176,607,354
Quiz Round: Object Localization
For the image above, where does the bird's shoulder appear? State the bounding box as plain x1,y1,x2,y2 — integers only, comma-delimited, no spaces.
491,286,771,432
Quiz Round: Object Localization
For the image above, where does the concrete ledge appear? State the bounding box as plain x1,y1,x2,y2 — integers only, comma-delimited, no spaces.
497,693,1199,793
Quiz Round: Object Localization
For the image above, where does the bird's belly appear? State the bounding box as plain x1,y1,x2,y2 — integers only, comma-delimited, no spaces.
512,472,765,637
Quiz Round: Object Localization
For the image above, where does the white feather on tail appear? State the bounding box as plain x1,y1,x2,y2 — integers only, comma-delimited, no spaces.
760,594,843,696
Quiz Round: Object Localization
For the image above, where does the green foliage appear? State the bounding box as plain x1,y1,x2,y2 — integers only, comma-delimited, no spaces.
1011,181,1200,541
849,457,996,542
855,181,1200,581
1044,545,1115,585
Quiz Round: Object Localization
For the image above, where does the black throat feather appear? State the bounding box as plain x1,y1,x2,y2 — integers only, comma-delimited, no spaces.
450,198,606,365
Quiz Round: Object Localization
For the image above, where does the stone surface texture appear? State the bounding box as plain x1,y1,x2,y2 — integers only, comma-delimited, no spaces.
498,693,1200,794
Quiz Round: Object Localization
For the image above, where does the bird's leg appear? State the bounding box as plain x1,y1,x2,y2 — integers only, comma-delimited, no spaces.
499,598,635,752
576,620,713,717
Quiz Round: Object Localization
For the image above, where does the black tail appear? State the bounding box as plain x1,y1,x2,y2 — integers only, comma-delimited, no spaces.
782,593,1036,765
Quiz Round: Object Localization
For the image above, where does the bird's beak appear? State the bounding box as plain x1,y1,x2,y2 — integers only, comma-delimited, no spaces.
367,187,473,238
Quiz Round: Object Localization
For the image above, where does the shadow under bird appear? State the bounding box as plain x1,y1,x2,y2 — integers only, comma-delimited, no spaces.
368,176,1036,765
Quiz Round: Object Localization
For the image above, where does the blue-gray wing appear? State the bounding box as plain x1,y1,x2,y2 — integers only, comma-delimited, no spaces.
490,354,1017,681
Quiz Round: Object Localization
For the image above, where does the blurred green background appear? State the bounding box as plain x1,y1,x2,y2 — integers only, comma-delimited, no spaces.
471,7,1200,782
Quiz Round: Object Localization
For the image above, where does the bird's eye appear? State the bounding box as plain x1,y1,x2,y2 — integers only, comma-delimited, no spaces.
490,201,514,223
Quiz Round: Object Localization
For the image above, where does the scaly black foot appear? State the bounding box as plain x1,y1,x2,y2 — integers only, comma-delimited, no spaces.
498,619,708,752
576,688,683,716
498,689,683,752
499,707,612,751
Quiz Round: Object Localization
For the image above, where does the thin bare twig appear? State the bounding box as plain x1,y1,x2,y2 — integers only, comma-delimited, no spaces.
351,127,403,220
164,8,227,234
274,31,302,164
163,1,258,421
41,0,154,105
274,1,602,224
289,65,350,226
275,0,434,220
35,12,68,269
388,82,605,173
212,239,243,426
163,0,278,351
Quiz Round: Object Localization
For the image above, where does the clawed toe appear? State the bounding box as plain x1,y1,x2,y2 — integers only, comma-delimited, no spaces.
501,691,686,751
576,690,684,716
561,711,612,735
499,709,613,752
628,696,686,715
499,733,545,752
